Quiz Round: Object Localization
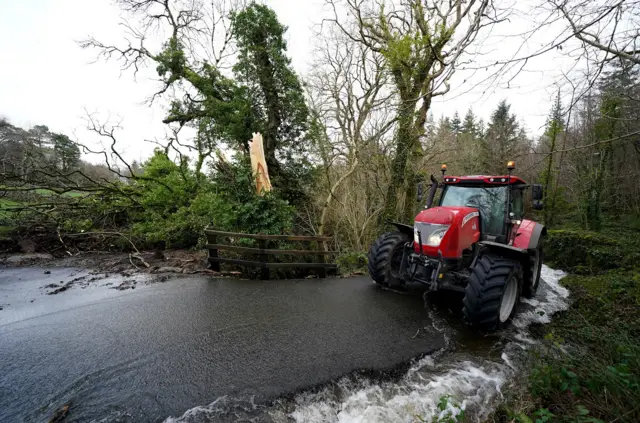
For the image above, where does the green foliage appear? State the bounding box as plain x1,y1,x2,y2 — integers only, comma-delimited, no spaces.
544,92,565,139
481,100,525,174
232,2,311,205
450,112,461,136
210,156,294,235
512,227,640,423
462,108,477,137
121,151,295,249
336,252,368,274
540,92,564,227
523,269,640,422
52,133,80,171
0,197,20,220
416,395,465,423
545,229,640,273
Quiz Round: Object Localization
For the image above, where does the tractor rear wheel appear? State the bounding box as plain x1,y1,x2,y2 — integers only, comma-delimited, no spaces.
368,232,410,288
523,241,544,299
462,255,523,331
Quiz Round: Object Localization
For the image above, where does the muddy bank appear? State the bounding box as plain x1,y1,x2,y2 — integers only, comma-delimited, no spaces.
0,249,230,281
0,250,224,315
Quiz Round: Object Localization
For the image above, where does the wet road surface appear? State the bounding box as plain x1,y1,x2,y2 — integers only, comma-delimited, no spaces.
0,268,443,422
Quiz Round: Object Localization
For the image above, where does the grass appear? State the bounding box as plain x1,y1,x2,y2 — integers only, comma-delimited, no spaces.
492,227,640,423
34,188,85,198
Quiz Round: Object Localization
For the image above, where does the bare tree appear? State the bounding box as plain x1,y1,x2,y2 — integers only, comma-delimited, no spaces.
307,28,395,247
550,0,640,65
325,0,502,222
80,0,246,173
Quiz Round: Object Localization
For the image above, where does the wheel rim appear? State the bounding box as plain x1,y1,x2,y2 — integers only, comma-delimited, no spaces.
499,275,518,322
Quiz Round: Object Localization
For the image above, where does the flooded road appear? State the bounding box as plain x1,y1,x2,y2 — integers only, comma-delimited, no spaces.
0,269,446,422
161,265,569,423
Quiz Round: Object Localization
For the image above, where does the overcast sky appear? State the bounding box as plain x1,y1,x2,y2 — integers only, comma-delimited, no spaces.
0,0,573,162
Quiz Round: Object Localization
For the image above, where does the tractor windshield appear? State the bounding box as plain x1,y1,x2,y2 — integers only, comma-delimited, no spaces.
440,186,506,236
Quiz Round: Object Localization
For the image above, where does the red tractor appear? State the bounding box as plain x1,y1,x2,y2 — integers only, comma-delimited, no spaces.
368,162,546,330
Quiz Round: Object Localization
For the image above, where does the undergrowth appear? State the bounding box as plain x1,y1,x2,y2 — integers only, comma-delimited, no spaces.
493,228,640,423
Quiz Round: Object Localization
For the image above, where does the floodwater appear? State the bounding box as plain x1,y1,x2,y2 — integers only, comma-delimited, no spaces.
0,265,568,422
164,266,569,423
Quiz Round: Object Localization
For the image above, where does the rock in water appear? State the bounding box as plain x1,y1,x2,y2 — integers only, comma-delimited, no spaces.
48,402,71,423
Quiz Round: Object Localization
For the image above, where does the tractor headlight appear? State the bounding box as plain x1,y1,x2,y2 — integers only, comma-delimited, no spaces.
414,224,450,247
425,225,450,247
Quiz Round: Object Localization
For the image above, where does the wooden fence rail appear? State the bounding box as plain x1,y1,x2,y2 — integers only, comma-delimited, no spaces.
205,229,337,280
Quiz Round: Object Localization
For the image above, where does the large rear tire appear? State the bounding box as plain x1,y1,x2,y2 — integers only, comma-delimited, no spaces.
462,255,523,331
367,232,410,288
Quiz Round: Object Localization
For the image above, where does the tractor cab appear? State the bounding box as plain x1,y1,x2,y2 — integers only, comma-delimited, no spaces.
368,161,547,331
438,173,528,243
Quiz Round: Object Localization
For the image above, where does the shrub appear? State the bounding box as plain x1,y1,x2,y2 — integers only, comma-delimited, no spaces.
121,151,294,249
336,251,368,274
545,229,640,273
522,268,640,422
492,227,640,423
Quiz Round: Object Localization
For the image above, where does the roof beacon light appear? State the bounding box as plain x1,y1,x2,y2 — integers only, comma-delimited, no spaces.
507,161,515,171
441,163,447,178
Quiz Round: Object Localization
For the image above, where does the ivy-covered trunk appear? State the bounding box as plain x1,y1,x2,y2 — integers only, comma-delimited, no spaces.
383,100,418,223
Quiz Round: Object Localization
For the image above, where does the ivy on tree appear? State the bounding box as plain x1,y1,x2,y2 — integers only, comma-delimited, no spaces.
231,3,311,205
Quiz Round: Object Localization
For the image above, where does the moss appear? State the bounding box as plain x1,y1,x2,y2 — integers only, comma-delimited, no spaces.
545,229,640,273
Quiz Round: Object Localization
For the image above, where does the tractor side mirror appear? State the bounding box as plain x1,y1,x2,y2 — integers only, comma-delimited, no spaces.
532,184,544,210
417,182,423,203
532,184,543,201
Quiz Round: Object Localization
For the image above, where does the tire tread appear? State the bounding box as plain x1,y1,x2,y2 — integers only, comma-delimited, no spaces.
462,254,522,331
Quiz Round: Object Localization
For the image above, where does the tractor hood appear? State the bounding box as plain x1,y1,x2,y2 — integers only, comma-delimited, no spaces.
415,206,476,225
413,206,481,258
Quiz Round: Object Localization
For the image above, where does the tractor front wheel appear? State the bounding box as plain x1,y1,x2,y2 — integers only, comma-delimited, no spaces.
367,232,410,288
462,255,523,331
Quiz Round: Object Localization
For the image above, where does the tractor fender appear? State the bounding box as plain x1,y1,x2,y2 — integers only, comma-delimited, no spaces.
527,223,547,250
388,221,414,237
513,220,547,251
477,241,529,269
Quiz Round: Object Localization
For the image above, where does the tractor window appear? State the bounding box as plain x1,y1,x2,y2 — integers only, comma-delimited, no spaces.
510,188,524,220
440,186,506,236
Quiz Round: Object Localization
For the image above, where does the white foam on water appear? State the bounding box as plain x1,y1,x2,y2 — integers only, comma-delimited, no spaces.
513,266,569,329
286,360,507,423
165,265,570,423
164,397,230,423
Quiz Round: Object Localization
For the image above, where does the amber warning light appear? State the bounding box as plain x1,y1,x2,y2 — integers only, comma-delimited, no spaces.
507,161,515,171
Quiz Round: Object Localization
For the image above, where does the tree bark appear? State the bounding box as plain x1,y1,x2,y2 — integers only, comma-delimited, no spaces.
543,130,558,226
383,99,418,223
318,155,359,248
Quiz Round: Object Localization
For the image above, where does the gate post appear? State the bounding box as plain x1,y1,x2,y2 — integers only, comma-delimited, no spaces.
209,233,220,272
258,238,270,280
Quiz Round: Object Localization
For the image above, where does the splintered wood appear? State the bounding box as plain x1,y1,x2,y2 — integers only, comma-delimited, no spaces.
249,132,272,195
